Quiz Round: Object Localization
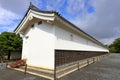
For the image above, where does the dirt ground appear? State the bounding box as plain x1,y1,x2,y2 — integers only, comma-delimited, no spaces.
0,53,120,80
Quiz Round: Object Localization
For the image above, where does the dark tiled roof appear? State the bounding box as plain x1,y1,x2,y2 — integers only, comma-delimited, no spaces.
14,3,107,49
29,2,40,11
29,2,56,13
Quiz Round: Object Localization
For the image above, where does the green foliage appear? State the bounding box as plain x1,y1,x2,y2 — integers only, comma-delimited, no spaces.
0,50,7,56
0,32,22,56
109,38,120,53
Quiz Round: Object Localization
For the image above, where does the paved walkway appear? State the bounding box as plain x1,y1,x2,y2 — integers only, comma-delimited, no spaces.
0,54,120,80
60,53,120,80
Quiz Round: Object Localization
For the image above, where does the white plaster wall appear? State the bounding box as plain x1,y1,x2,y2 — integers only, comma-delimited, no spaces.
22,21,55,69
54,25,108,52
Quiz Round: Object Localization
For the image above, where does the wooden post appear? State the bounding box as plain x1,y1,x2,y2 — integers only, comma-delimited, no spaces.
93,58,95,63
24,64,27,75
87,60,89,65
54,51,57,80
7,50,11,60
78,62,79,70
54,67,57,80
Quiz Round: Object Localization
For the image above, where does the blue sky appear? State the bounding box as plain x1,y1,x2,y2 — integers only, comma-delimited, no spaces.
0,0,120,44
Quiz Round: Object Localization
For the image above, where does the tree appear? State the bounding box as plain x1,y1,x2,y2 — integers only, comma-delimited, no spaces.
0,32,22,58
109,38,120,53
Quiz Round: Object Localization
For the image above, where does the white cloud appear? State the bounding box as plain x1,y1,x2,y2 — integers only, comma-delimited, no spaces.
0,0,119,45
70,0,120,44
0,25,17,32
0,6,20,32
0,0,42,33
66,0,85,14
0,0,42,15
46,0,66,10
0,7,20,25
0,0,30,15
0,0,30,33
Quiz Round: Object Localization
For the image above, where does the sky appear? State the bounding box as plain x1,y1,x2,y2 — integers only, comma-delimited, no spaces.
0,0,120,45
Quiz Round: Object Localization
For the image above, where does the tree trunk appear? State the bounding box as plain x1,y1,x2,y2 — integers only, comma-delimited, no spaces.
8,50,11,60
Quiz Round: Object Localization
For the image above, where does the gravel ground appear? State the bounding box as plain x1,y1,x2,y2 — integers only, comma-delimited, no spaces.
0,68,49,80
0,53,120,80
60,53,120,80
0,63,49,80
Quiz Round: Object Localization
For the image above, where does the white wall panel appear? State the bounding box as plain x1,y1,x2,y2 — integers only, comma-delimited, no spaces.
54,25,108,52
22,21,55,69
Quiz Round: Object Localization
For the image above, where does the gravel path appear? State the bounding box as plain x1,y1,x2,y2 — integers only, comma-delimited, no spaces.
0,68,49,80
0,63,49,80
0,53,120,80
60,53,120,80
